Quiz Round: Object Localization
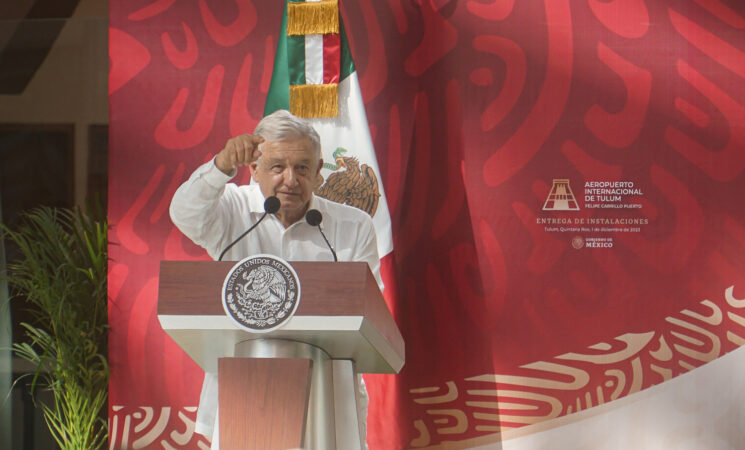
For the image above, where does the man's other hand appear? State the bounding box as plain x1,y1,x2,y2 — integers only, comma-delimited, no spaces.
215,134,265,175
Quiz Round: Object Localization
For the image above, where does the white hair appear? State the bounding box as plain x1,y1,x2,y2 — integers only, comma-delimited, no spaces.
253,110,321,161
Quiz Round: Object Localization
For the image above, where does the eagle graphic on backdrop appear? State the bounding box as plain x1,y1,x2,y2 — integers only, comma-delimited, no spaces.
315,147,380,217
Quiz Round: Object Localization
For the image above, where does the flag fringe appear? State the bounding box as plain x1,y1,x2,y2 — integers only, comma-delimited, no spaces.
289,84,338,118
287,0,339,35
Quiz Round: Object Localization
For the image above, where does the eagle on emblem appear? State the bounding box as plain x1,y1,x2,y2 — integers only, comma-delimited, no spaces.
315,147,380,217
239,266,286,305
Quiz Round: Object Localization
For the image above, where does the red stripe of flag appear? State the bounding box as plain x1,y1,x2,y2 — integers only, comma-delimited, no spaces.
323,33,341,84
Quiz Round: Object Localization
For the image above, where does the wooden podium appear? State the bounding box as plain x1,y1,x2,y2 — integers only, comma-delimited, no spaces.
158,260,404,449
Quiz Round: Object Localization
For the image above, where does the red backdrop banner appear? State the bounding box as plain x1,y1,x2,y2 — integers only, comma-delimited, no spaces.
109,1,745,448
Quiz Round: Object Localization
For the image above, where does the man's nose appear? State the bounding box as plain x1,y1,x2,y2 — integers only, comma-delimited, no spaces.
283,168,299,187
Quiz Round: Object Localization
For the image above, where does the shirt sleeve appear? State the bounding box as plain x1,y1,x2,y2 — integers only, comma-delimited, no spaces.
169,159,238,259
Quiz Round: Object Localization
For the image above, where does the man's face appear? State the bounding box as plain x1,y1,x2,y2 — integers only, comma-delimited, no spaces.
249,138,322,226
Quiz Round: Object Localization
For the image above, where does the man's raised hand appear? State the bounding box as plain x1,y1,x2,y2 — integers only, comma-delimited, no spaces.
215,134,264,175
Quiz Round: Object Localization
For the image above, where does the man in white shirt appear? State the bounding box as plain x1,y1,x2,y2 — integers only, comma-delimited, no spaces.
169,109,381,448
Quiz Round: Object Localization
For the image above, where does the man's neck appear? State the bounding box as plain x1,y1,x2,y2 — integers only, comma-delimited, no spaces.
276,208,307,229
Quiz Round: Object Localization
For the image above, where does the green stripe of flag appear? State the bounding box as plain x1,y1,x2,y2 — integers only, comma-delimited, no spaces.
264,3,291,114
287,35,306,85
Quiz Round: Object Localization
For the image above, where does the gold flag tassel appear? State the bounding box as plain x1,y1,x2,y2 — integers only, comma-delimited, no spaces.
290,84,338,118
287,0,339,35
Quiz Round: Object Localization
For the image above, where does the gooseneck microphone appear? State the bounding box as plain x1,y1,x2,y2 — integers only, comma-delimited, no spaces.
218,196,280,261
305,209,337,262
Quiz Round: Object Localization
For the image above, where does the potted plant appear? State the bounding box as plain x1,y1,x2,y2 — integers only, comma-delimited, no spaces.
2,206,108,449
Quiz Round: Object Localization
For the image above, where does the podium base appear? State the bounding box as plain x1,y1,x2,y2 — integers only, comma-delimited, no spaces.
218,357,310,449
226,338,364,450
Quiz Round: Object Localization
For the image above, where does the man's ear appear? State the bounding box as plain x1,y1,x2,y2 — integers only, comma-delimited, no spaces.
249,160,260,179
314,159,324,189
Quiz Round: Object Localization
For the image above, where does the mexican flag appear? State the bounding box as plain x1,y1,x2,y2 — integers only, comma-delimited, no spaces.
263,1,399,447
263,0,393,259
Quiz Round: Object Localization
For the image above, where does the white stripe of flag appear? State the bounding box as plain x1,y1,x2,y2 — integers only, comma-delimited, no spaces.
304,34,324,85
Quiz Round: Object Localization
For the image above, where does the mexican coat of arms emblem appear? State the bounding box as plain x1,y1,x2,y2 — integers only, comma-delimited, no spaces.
222,255,301,333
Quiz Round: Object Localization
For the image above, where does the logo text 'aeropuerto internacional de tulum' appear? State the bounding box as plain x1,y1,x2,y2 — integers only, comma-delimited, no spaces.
538,178,649,250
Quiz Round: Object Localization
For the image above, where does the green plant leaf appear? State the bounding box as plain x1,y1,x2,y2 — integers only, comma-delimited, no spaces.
2,206,109,449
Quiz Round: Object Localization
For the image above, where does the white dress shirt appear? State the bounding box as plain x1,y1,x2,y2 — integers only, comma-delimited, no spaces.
169,159,382,446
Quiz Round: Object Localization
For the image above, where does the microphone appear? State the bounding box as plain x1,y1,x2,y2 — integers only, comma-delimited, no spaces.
305,209,337,262
218,196,280,261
